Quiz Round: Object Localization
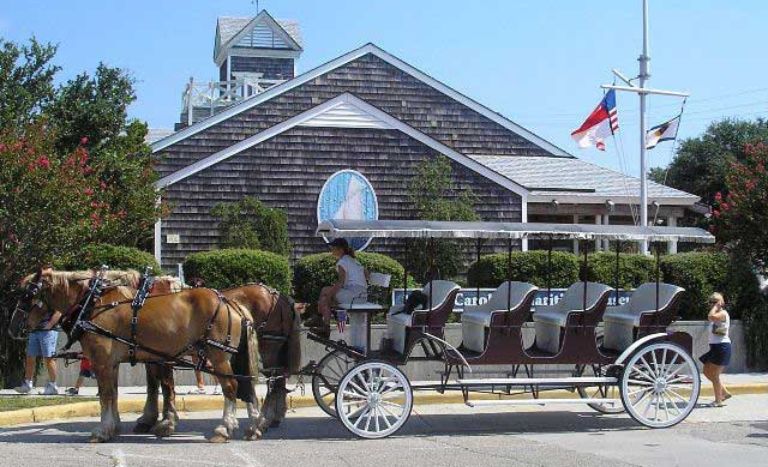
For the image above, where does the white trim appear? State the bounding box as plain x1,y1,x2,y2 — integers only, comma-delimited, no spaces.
316,169,379,251
155,93,530,199
217,48,301,66
527,193,699,206
299,101,394,129
520,192,529,251
214,11,302,65
152,43,571,157
154,218,162,266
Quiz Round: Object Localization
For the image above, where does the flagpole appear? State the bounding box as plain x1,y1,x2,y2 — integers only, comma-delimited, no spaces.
639,0,650,254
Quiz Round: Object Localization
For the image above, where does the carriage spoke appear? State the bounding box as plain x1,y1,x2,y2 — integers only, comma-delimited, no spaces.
374,407,381,432
627,378,654,386
379,406,393,428
342,390,367,400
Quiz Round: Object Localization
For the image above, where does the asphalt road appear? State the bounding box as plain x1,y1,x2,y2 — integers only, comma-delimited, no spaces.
1,394,766,467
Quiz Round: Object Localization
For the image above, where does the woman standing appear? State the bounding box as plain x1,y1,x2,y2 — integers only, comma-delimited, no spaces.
309,238,368,336
700,292,733,407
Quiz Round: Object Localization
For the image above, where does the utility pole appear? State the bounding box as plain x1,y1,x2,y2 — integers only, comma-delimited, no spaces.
601,0,688,254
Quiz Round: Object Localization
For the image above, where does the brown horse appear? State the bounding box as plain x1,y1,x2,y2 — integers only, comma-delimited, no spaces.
138,282,302,436
14,269,270,443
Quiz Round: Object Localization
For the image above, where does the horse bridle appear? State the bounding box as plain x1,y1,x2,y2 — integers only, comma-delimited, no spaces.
8,270,45,340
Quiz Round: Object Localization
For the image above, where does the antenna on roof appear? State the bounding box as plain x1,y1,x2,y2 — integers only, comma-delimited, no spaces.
251,0,261,14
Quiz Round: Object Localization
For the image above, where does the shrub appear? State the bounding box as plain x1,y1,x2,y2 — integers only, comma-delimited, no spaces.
294,252,416,310
660,251,728,320
61,243,159,272
183,249,291,294
467,251,580,288
587,252,656,289
211,196,290,256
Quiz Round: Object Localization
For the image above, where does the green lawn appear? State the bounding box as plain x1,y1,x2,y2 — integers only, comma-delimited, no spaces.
0,396,98,412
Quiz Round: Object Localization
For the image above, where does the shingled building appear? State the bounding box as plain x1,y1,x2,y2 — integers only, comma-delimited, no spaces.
152,10,699,271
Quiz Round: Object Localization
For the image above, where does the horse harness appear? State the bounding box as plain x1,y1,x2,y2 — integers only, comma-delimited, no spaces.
61,274,290,381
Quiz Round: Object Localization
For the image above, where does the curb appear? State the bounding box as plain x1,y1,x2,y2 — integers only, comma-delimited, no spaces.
1,383,766,428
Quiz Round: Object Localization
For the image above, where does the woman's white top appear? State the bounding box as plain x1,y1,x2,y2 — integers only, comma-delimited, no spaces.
709,309,731,345
337,255,367,290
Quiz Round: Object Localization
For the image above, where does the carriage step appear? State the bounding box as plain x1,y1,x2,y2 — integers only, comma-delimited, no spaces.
456,377,617,386
465,398,621,408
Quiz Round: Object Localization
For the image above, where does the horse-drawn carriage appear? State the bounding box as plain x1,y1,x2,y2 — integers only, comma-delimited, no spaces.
309,219,714,439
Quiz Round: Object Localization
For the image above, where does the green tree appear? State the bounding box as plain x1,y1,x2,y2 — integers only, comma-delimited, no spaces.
650,118,768,205
406,156,479,283
0,37,59,128
211,196,291,256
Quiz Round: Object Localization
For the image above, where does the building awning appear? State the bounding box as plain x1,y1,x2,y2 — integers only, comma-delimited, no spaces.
316,219,715,243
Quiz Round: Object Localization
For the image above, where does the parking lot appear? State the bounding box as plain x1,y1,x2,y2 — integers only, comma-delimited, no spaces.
1,394,766,467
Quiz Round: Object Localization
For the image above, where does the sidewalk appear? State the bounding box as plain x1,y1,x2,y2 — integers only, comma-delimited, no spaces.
1,373,766,427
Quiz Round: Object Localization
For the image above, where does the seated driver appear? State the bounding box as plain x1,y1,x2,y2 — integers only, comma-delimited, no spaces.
307,238,368,336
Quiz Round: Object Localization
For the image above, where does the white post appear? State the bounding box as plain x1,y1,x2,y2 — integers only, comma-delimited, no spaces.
639,0,650,255
573,214,580,254
594,214,602,251
667,216,678,254
187,77,194,127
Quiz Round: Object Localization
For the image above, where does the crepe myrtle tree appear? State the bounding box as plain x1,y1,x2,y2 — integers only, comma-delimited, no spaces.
711,142,768,273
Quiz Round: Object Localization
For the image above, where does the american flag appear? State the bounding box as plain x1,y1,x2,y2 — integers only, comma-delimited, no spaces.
336,309,347,333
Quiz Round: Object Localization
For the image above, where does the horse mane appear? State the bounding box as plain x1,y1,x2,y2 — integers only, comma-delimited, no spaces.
21,269,142,296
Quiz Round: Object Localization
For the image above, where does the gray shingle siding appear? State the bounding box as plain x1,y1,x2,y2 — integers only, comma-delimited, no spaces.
159,127,521,270
155,53,555,179
230,55,294,80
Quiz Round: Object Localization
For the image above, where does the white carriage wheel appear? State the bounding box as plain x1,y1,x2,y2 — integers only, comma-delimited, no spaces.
620,342,700,428
312,349,356,418
335,361,413,439
576,365,624,414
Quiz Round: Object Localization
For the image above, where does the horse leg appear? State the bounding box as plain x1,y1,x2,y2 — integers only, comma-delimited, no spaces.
90,364,119,443
208,355,239,443
153,364,179,438
243,385,263,441
134,364,160,433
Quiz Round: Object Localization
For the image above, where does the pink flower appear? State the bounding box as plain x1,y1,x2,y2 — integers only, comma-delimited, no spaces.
714,192,723,202
99,181,107,190
80,137,89,145
0,143,6,152
36,156,50,169
84,188,94,197
720,203,729,211
712,209,721,218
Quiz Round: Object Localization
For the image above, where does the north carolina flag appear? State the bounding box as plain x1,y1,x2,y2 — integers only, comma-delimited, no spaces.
646,115,680,149
571,90,619,151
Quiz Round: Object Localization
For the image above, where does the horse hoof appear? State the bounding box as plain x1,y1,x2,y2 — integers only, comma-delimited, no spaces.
153,420,176,438
133,423,153,434
208,426,230,443
89,430,111,443
243,427,262,441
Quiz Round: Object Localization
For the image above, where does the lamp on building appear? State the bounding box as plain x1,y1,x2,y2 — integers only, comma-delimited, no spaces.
605,199,615,213
551,199,559,210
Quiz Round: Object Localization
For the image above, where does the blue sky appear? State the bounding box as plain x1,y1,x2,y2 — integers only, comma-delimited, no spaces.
2,0,767,176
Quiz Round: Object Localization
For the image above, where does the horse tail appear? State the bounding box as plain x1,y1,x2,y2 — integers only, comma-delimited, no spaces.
285,298,302,374
246,320,260,383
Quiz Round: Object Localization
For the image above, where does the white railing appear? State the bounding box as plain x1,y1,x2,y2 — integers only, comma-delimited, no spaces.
181,76,285,125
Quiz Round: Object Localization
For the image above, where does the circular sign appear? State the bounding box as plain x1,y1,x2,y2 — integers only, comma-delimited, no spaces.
317,170,379,251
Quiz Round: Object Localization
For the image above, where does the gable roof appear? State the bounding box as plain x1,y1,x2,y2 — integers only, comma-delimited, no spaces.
470,155,699,205
153,43,573,158
155,92,529,200
214,10,302,64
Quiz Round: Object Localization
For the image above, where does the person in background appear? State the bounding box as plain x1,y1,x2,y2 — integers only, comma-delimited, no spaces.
14,265,61,395
66,356,94,395
307,238,368,336
700,292,733,407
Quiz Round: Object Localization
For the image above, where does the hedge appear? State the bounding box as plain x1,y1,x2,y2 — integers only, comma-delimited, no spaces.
467,251,580,288
587,252,656,289
183,249,291,294
61,244,159,272
294,252,416,311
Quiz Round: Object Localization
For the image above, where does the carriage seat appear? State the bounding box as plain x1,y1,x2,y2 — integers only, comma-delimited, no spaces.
461,282,538,353
603,282,685,351
532,282,613,354
386,280,461,354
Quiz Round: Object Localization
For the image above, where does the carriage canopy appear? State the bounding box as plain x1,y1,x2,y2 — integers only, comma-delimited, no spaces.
316,219,716,243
